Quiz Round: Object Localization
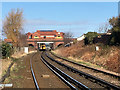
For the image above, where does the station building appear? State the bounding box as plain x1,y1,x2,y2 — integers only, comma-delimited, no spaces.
4,30,64,49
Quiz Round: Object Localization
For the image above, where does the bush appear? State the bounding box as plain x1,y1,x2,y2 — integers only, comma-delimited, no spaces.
84,32,98,45
2,42,13,59
110,29,120,45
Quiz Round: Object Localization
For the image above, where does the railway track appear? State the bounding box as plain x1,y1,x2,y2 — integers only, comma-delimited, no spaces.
42,51,120,89
50,51,120,79
41,52,90,90
49,51,120,87
30,52,70,89
30,51,120,89
30,51,90,89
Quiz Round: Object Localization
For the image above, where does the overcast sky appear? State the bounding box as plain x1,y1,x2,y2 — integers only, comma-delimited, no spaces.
2,2,118,38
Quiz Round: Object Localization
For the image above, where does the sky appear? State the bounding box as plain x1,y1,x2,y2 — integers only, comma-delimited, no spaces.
2,2,118,38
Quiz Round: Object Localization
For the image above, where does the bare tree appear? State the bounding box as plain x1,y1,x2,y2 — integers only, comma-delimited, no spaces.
98,22,110,33
3,8,24,47
19,34,28,47
63,32,74,44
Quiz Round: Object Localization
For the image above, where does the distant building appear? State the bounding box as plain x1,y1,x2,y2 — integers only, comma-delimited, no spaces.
76,31,112,45
77,34,85,41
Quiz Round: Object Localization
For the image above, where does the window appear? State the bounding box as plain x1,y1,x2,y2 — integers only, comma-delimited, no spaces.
55,35,62,39
44,36,46,38
34,36,39,39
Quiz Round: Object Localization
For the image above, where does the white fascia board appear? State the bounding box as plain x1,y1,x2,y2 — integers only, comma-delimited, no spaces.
37,42,54,43
41,36,54,37
46,36,54,37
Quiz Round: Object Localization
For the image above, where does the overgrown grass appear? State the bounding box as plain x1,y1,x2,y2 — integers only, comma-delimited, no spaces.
51,51,102,69
2,56,23,84
13,66,19,72
4,78,11,83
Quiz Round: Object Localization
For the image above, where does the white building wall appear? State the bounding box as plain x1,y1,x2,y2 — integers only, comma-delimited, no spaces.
77,35,85,41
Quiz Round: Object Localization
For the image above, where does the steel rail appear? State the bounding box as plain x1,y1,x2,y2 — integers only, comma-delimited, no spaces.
50,51,120,79
41,52,90,90
30,53,40,90
46,52,120,90
41,56,77,90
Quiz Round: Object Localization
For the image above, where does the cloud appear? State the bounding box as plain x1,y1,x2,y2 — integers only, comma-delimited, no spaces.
24,18,89,26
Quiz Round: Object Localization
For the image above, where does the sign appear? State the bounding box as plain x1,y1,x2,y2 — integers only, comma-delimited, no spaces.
24,47,28,54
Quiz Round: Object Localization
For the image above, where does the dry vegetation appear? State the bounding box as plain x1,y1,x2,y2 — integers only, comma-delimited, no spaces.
0,59,12,79
0,49,37,83
54,42,120,73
